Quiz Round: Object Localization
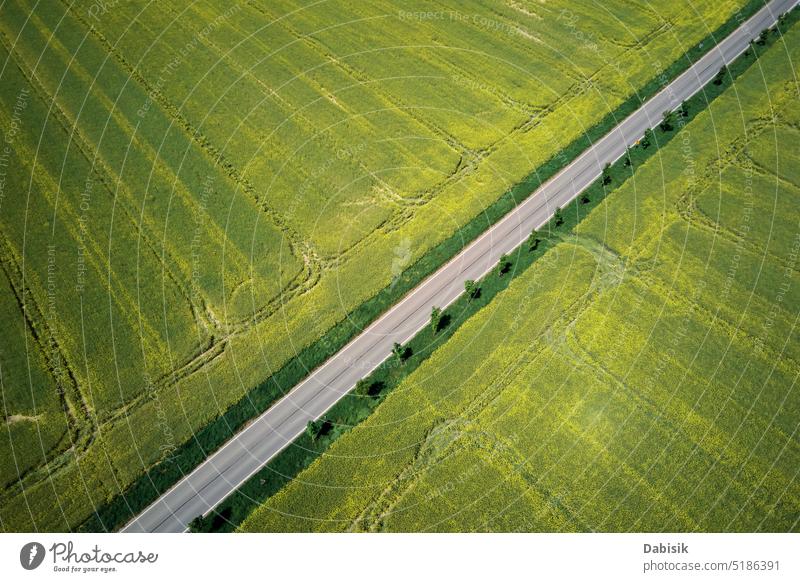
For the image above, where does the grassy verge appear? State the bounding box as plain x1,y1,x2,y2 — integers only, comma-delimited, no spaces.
80,0,776,532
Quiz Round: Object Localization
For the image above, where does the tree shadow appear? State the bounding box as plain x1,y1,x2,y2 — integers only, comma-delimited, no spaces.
319,418,334,438
367,380,386,397
209,506,232,531
435,313,452,333
190,506,232,532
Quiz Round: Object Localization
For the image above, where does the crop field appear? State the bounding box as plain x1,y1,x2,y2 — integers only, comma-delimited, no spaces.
240,24,800,532
0,0,761,531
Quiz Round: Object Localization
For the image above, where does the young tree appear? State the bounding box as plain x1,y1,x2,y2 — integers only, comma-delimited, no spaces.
640,129,652,150
713,66,727,86
464,279,478,299
601,163,612,185
497,254,511,276
430,306,442,333
527,229,540,251
392,342,405,361
659,109,674,132
580,192,590,205
188,515,211,533
679,100,689,118
623,155,631,167
553,206,564,226
306,419,323,440
354,378,371,396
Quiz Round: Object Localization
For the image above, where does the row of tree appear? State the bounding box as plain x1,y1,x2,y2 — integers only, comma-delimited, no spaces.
339,101,701,440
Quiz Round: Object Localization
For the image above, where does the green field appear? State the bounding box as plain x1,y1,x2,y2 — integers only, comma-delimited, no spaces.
240,23,800,532
0,0,766,531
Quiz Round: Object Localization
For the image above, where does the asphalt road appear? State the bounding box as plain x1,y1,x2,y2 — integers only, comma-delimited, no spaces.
122,0,796,533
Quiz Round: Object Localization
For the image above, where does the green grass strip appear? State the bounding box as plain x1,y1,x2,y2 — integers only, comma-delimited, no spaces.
81,0,780,532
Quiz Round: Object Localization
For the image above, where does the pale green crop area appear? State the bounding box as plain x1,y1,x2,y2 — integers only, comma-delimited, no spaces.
241,25,800,532
0,0,757,530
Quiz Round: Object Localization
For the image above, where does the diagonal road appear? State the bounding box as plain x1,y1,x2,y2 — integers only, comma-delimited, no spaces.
122,0,796,533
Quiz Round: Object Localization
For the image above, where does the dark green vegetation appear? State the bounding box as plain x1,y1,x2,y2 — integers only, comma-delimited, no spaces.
241,16,800,532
